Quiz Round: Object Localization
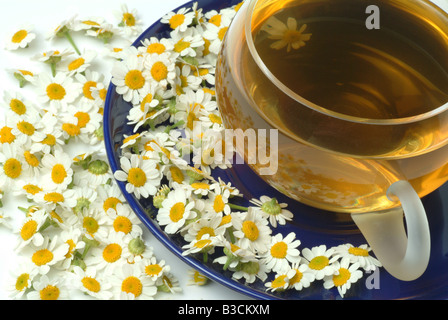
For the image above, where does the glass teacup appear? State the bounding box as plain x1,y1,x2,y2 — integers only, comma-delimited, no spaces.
216,0,448,280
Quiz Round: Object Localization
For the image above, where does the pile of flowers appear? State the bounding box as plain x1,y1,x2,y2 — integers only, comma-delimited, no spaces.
110,0,382,299
0,4,182,300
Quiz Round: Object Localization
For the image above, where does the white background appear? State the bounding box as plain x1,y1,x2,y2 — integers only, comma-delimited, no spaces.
0,0,250,300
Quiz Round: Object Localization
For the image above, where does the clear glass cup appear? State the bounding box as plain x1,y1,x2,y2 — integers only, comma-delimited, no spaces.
216,0,448,280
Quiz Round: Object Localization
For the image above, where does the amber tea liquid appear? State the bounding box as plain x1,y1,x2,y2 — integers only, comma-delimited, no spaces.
216,0,448,213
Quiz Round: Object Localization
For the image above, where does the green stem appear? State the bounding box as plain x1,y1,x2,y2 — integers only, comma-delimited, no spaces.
228,203,249,212
50,63,56,77
64,32,81,55
203,252,208,263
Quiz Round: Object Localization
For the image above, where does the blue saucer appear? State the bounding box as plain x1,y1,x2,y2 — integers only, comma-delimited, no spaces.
104,0,448,299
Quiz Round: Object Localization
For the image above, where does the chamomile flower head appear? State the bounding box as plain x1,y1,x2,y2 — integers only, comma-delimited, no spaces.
8,68,36,87
302,245,339,280
3,91,38,118
170,27,205,58
75,69,105,103
46,15,77,40
187,269,209,286
111,261,157,300
5,25,36,50
143,52,176,89
265,271,292,292
232,207,272,255
36,72,82,112
14,208,47,251
161,7,195,33
33,48,74,64
231,259,270,284
64,100,103,136
85,22,117,43
156,186,196,234
0,142,27,187
107,203,143,236
261,232,301,274
27,274,69,300
182,233,220,256
112,54,149,105
73,155,111,188
33,188,77,211
77,207,110,239
71,186,98,215
333,243,382,272
95,183,126,215
323,260,363,298
10,113,45,146
72,16,105,32
30,113,64,154
115,4,143,38
250,196,293,228
26,235,70,275
58,227,86,269
138,36,175,58
204,8,235,28
60,49,97,76
113,154,163,199
40,149,73,191
174,63,203,95
69,266,113,300
140,256,170,282
288,262,316,291
202,22,229,55
182,211,227,243
5,258,39,299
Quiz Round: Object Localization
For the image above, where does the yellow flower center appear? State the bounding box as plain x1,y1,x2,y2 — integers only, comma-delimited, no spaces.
145,264,162,277
169,202,185,223
20,220,38,241
15,273,30,291
74,111,90,128
270,241,288,259
191,182,210,190
169,166,184,184
17,120,35,136
103,197,122,213
125,69,145,90
83,217,99,235
195,239,212,249
333,268,351,287
271,274,288,289
127,167,147,187
32,249,53,266
4,158,22,179
218,27,229,41
289,269,303,286
102,243,122,263
46,83,66,100
196,227,215,241
12,29,28,43
308,256,329,270
43,192,64,203
82,277,101,293
62,123,80,137
82,20,100,26
169,14,185,29
121,276,142,297
24,151,39,167
242,221,259,241
209,14,222,27
174,39,191,53
113,216,132,234
42,134,56,146
51,164,67,184
123,13,136,26
220,215,232,227
0,126,15,143
213,195,225,213
348,247,369,257
40,285,60,300
150,62,168,82
23,184,42,195
208,113,222,124
146,43,166,54
10,99,27,115
82,81,97,100
65,239,76,258
68,57,85,71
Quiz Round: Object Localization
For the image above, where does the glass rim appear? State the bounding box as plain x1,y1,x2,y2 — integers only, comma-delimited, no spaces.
244,0,448,126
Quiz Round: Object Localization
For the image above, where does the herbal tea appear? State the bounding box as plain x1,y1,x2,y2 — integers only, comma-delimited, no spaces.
216,0,448,212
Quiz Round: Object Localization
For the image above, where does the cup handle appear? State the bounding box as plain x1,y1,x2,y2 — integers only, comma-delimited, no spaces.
351,180,430,281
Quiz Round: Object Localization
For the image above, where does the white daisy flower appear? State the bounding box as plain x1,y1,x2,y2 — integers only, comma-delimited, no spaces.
14,208,47,251
77,207,111,240
46,15,77,40
73,156,111,188
10,113,46,146
113,154,163,199
250,195,294,228
111,261,157,300
106,203,143,236
59,49,97,76
26,235,70,275
288,262,316,291
204,8,235,28
265,271,292,292
182,233,219,257
126,83,164,131
157,271,182,294
170,27,205,57
58,227,86,269
301,244,339,280
27,274,70,300
33,188,77,211
138,36,175,58
261,16,312,52
71,186,98,215
63,101,103,136
140,256,170,282
261,232,301,273
202,22,229,55
143,52,176,89
111,54,149,105
40,149,73,191
323,260,363,298
95,181,126,215
75,69,105,103
231,259,269,284
115,4,143,38
72,16,105,32
187,269,209,286
204,185,231,215
3,91,38,118
5,25,36,50
174,63,203,95
85,22,117,43
332,243,382,272
69,266,113,300
232,207,272,254
161,7,195,33
0,142,27,187
156,186,196,234
9,68,36,87
5,258,39,299
36,72,81,112
29,113,64,154
175,88,217,131
182,211,226,243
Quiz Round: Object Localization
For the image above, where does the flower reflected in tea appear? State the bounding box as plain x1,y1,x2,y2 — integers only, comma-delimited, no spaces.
261,16,311,52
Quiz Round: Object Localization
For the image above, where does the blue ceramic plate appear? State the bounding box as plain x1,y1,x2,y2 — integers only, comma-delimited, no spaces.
104,0,448,300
